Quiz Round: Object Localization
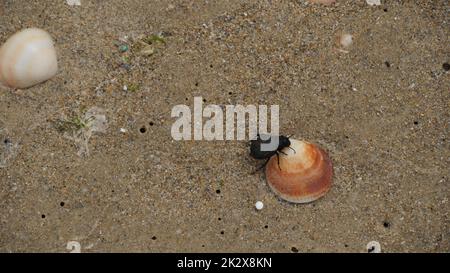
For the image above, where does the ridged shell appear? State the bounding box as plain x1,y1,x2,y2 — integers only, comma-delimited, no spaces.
265,139,333,203
0,28,58,89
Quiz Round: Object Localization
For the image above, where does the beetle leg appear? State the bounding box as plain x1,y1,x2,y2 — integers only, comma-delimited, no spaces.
259,157,270,171
276,153,282,171
251,157,271,175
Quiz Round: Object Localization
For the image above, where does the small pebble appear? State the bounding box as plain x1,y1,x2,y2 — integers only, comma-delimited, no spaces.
119,44,129,53
119,128,127,133
120,63,131,71
123,85,128,91
139,45,155,57
339,33,353,48
255,201,264,210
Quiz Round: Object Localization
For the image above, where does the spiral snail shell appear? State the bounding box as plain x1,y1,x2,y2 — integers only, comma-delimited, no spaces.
265,139,333,203
0,28,58,89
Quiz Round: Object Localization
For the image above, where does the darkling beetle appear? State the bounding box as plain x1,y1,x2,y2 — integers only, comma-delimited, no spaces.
250,134,296,172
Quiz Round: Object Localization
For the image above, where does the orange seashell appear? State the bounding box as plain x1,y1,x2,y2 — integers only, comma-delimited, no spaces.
265,139,333,203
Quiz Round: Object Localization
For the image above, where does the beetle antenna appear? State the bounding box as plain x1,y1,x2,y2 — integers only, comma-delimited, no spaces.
288,146,296,154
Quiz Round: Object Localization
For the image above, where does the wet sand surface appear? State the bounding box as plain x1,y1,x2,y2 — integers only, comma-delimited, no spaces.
0,0,449,252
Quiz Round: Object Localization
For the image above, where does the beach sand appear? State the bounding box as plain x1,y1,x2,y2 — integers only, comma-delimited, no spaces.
0,0,448,252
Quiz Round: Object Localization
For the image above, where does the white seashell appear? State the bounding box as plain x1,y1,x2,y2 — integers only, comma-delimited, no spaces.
66,241,81,253
66,0,81,6
0,28,58,89
366,241,382,253
366,0,381,6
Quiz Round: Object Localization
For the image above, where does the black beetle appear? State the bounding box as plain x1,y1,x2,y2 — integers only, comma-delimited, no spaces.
250,134,295,172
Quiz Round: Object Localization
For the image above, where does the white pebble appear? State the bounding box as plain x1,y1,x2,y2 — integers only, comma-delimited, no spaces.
340,33,353,48
119,128,127,133
255,201,264,210
123,85,128,91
